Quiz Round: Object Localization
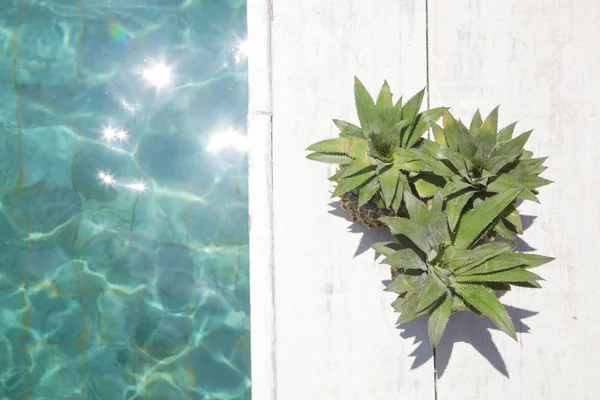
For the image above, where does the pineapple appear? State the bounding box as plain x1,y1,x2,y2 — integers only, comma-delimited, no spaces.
339,188,406,229
306,77,446,228
374,191,553,346
419,108,552,239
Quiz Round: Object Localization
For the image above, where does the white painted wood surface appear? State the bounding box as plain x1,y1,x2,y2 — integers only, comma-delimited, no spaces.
428,1,600,399
269,0,434,399
253,0,600,398
248,1,276,399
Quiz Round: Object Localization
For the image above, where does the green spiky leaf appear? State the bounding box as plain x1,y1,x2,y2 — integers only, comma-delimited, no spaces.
442,180,473,197
328,166,347,181
453,188,523,249
456,124,478,158
402,89,426,126
487,173,523,193
498,121,518,142
432,122,447,146
512,281,542,289
358,176,380,207
306,137,368,157
482,106,499,133
378,165,401,208
354,77,379,134
441,109,460,151
447,242,516,271
420,139,472,178
455,267,543,283
376,81,393,112
307,153,353,164
414,175,446,198
503,207,524,234
470,110,483,136
372,242,404,257
428,294,452,347
332,169,377,197
391,174,407,213
341,155,376,178
380,217,430,254
458,252,554,275
333,119,364,138
396,296,429,324
447,190,475,231
405,107,445,148
493,219,518,240
477,106,499,156
404,192,431,224
385,273,424,293
417,277,446,312
486,282,512,292
382,248,427,270
487,130,532,173
509,157,548,176
454,284,517,340
514,175,553,190
427,213,449,250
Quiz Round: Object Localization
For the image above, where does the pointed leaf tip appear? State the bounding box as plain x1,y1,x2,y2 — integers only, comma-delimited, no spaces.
453,188,523,249
416,278,446,313
354,77,379,134
455,284,517,340
428,294,452,347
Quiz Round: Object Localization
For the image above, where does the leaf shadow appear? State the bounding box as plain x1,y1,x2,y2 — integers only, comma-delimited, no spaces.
395,303,538,378
383,212,540,377
495,214,537,252
330,197,542,377
328,200,394,258
516,215,536,252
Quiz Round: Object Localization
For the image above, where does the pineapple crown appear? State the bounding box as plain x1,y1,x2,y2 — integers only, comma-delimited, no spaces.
306,77,445,212
374,190,553,346
305,77,555,350
418,107,552,239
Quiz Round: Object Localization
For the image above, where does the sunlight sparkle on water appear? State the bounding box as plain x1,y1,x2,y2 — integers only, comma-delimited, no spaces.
206,128,248,153
142,62,172,88
115,129,128,141
98,171,116,186
102,127,117,140
125,181,147,193
121,98,137,114
235,39,250,64
102,126,128,142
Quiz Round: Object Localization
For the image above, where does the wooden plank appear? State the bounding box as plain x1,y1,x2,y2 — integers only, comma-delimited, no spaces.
248,1,276,399
428,1,600,399
270,0,433,398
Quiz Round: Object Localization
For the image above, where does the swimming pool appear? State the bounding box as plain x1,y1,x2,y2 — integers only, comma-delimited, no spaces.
0,1,250,398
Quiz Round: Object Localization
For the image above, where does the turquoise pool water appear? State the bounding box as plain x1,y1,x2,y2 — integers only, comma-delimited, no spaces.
0,1,250,398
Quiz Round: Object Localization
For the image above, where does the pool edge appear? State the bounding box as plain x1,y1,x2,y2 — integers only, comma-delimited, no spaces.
247,0,276,399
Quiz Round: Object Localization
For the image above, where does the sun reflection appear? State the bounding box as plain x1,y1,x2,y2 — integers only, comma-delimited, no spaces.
102,126,117,140
125,181,147,193
98,171,116,186
102,126,128,142
115,129,128,141
196,284,218,297
206,128,248,153
234,39,249,64
97,170,148,194
121,98,137,114
238,39,250,56
142,62,172,88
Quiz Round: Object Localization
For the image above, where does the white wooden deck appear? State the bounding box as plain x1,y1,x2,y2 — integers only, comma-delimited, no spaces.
249,0,600,398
